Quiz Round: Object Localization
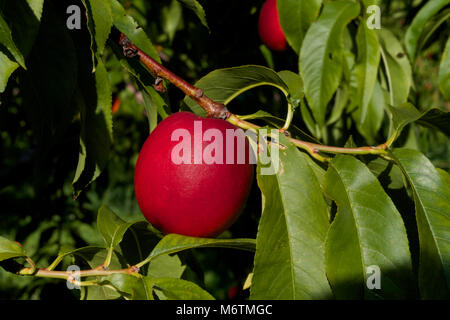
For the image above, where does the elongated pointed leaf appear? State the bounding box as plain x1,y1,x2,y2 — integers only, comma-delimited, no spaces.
25,0,44,20
2,0,42,59
83,0,113,56
353,81,386,144
183,65,289,116
387,103,450,145
105,273,153,300
300,0,360,128
73,58,112,195
0,13,26,69
353,22,380,124
0,52,18,92
324,155,413,299
109,0,160,62
439,36,450,100
152,277,215,300
97,206,133,250
251,134,332,299
391,149,450,299
0,236,26,262
176,0,209,30
277,70,304,107
141,234,255,266
378,29,412,107
405,0,450,60
277,0,322,53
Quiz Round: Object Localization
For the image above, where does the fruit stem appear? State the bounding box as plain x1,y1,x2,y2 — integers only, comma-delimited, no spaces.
118,35,390,162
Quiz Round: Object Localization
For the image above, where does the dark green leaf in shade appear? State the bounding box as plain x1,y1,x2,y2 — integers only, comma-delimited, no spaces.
183,65,289,117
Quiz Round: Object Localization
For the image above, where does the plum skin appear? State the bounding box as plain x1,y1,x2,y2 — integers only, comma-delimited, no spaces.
134,112,254,237
258,0,287,51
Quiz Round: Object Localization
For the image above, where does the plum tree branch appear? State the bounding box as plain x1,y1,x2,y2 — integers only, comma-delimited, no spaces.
118,34,389,162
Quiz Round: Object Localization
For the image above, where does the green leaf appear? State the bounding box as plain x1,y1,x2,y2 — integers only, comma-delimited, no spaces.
109,0,160,62
140,234,256,267
183,65,289,116
141,88,159,133
439,36,450,100
353,81,386,144
25,0,44,20
97,206,132,250
147,254,186,279
238,109,317,143
277,70,304,107
387,103,450,145
391,149,450,299
176,0,209,30
327,84,349,126
251,133,332,299
163,0,183,42
300,0,360,128
324,155,413,299
81,284,122,300
366,157,405,190
83,0,113,56
0,13,26,69
105,273,152,300
353,22,380,124
0,51,18,92
378,29,412,107
73,58,113,195
415,106,450,136
405,0,450,60
151,277,215,300
277,0,322,53
77,248,125,300
0,236,25,262
2,0,42,57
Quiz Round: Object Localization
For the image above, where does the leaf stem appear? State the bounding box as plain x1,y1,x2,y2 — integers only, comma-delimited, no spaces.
281,102,294,131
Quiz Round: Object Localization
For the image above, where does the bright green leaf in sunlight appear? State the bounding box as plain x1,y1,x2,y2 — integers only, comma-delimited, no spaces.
251,133,332,299
324,155,413,299
109,0,161,63
300,0,360,128
277,0,322,53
